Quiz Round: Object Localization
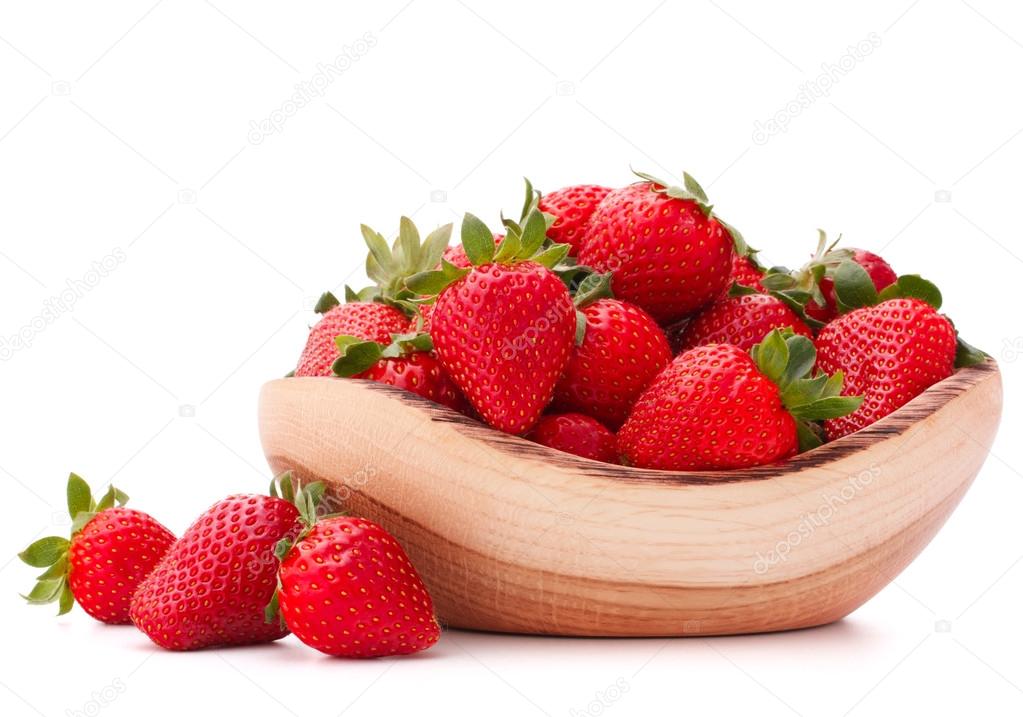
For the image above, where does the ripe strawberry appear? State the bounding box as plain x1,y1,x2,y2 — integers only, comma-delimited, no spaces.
577,170,745,324
295,299,409,377
131,473,320,651
271,509,440,658
408,208,575,435
618,330,862,471
19,473,174,624
762,232,896,325
552,273,671,428
816,298,955,440
680,291,813,353
538,184,612,255
529,413,618,463
295,217,454,377
332,331,467,413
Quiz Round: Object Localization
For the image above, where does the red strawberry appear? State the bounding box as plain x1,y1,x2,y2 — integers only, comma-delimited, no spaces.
552,273,671,428
729,253,766,291
538,184,612,255
19,474,174,624
130,473,319,651
529,413,618,463
816,298,957,439
680,292,813,353
578,170,744,324
408,209,575,435
618,330,861,470
272,512,440,658
295,299,409,377
331,331,467,413
805,248,896,323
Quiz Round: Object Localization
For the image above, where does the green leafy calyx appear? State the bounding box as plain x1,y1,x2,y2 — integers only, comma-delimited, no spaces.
331,330,433,377
750,329,863,451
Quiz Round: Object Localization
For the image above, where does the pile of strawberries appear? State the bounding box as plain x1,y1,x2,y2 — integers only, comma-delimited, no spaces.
20,473,439,657
294,169,986,470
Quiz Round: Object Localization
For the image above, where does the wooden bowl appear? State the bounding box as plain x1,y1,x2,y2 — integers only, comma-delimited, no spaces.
258,360,1002,637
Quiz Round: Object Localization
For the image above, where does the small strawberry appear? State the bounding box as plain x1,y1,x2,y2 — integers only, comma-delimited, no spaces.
578,170,746,324
538,183,612,255
408,208,575,435
811,267,987,439
679,288,813,353
19,473,174,624
332,330,467,413
552,273,671,428
295,217,453,377
269,500,439,658
130,473,321,651
529,413,618,463
761,231,897,325
618,329,862,471
295,297,410,377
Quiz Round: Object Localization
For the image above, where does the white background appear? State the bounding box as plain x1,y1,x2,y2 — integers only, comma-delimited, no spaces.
1,1,1021,715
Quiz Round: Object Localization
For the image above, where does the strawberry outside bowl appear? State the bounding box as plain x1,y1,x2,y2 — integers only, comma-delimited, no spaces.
257,359,1002,637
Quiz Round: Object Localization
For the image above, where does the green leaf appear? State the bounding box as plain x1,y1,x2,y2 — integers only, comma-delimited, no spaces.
361,224,398,276
66,473,92,519
70,511,96,534
520,177,538,222
19,536,69,568
57,581,74,615
397,217,421,274
833,259,878,311
573,272,614,308
575,311,588,346
264,589,281,625
22,577,64,604
271,471,295,504
492,228,522,263
751,329,789,385
460,213,496,266
532,243,570,269
420,224,453,270
789,396,864,421
782,335,817,386
955,335,989,368
36,555,68,581
518,208,547,258
332,339,384,377
878,274,943,309
94,485,128,513
796,421,825,452
314,291,340,314
682,172,709,204
406,260,470,297
760,272,796,291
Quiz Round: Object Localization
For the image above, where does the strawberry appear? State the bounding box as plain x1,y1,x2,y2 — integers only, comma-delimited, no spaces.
618,329,862,471
537,184,612,255
577,170,746,324
130,473,321,651
331,331,467,413
810,268,986,439
679,289,813,353
295,217,453,377
19,473,174,624
529,413,618,463
270,501,439,658
407,208,575,435
295,298,410,377
552,273,671,428
761,232,897,325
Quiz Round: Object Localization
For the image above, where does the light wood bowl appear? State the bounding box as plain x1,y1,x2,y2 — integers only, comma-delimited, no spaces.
258,360,1002,637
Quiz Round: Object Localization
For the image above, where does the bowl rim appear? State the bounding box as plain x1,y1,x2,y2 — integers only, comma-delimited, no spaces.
274,359,1000,486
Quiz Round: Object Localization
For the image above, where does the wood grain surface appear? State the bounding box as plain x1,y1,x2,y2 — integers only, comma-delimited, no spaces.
258,360,1002,636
